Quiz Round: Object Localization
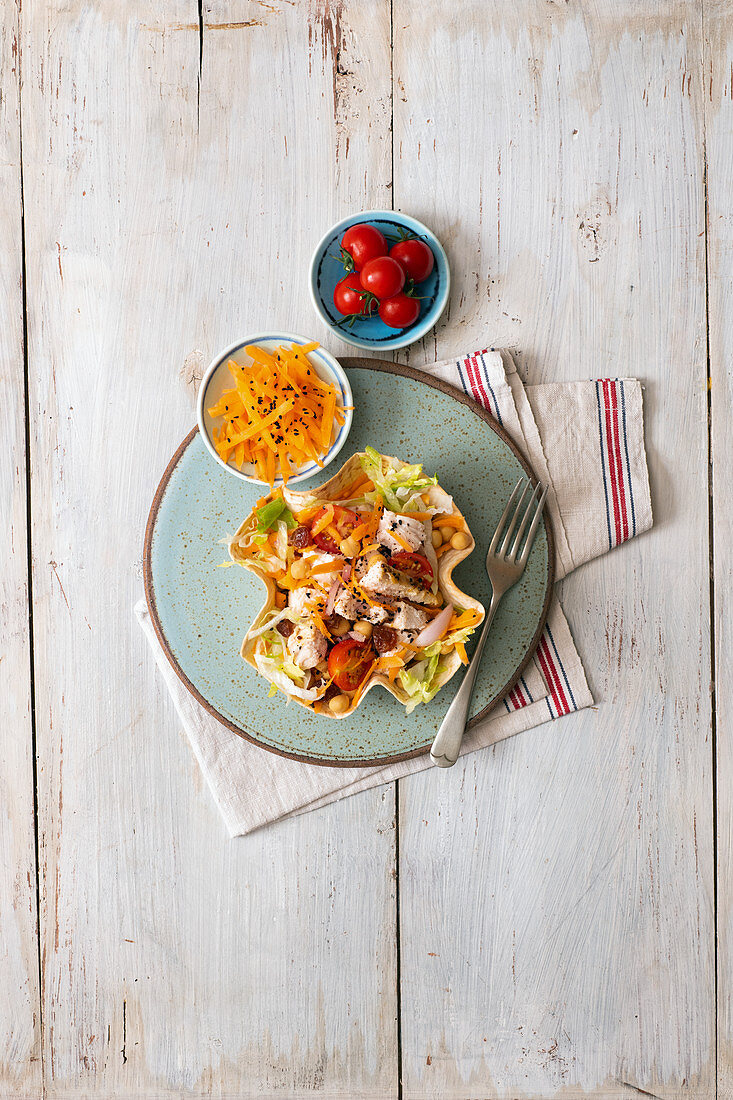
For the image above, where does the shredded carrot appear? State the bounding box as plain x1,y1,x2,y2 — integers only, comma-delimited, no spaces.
449,608,483,630
351,521,371,541
310,559,345,575
361,542,380,556
310,607,332,640
456,642,468,664
320,389,336,450
436,542,453,557
391,531,414,553
207,340,344,488
434,513,465,529
376,654,406,669
311,504,335,536
402,510,433,521
295,504,323,524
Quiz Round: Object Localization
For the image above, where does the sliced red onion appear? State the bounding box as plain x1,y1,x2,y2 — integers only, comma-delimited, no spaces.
414,604,453,648
325,578,340,617
346,631,366,642
342,561,353,582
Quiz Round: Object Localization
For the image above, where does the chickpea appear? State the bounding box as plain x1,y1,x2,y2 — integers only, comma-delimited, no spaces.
329,693,351,715
290,557,307,579
431,529,443,549
368,552,383,569
330,615,350,637
451,530,471,551
439,526,454,542
354,619,373,639
339,536,360,558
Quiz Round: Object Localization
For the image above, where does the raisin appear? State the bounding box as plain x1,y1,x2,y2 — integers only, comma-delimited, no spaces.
276,619,295,638
322,682,340,703
372,625,398,653
289,525,312,549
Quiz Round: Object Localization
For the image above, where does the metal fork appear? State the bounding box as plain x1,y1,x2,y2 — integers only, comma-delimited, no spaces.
430,477,549,768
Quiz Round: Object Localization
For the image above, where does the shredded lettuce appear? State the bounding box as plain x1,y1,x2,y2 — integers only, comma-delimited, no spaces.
254,497,296,537
259,629,305,683
254,629,329,703
419,623,476,661
359,447,438,513
397,652,443,714
245,606,297,642
398,621,478,713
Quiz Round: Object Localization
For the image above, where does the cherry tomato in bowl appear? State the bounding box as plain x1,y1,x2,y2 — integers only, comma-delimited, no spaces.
359,256,406,300
390,551,434,588
340,223,387,271
328,638,376,692
389,237,435,283
309,209,450,351
310,505,360,553
378,293,421,329
333,273,377,317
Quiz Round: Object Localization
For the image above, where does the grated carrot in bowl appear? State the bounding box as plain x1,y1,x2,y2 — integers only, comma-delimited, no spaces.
207,340,349,489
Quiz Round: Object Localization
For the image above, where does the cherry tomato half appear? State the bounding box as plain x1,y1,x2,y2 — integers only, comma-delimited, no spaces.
390,551,434,588
389,238,435,283
378,293,421,329
333,273,376,317
310,505,360,553
328,638,376,692
359,256,405,300
341,223,388,271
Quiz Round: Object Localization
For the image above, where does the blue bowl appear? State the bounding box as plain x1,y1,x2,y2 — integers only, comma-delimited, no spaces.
309,210,450,351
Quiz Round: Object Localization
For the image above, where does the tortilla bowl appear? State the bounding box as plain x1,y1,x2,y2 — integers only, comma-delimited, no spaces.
229,452,485,718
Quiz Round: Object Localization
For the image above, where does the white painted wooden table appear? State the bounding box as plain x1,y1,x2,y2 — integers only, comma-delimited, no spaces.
2,2,730,1097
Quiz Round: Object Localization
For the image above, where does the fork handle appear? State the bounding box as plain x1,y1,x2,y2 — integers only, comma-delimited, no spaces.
429,594,501,768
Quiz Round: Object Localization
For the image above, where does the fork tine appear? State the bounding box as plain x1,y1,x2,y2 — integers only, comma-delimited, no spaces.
517,483,549,564
489,478,525,555
509,481,541,559
498,481,532,557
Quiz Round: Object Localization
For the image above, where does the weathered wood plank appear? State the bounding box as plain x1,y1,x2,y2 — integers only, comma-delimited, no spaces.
394,3,714,1096
705,3,733,1097
23,1,396,1095
0,0,42,1095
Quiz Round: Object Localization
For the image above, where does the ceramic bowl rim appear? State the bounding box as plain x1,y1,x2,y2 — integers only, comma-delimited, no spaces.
196,331,354,486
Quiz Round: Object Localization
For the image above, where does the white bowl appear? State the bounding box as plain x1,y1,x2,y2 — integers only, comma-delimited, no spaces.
197,332,353,487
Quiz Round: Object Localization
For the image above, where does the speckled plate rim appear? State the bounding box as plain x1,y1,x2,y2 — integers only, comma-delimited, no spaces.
143,358,555,768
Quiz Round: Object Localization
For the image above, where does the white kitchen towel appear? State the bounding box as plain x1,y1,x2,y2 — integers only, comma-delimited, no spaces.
136,350,652,837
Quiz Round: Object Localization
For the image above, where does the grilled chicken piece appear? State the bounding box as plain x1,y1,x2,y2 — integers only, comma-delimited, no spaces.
333,588,389,624
359,559,441,606
377,509,427,555
391,602,430,632
287,621,328,670
288,586,325,618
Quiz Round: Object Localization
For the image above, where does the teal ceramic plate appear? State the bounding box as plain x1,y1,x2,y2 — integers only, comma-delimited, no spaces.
144,360,553,766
